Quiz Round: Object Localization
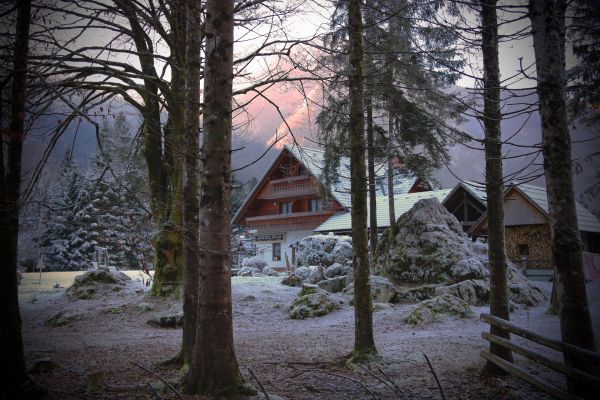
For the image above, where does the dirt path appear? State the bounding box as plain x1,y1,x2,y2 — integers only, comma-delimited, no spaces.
21,276,567,399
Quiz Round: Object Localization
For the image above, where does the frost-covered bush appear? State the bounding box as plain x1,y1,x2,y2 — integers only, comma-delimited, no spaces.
241,256,267,271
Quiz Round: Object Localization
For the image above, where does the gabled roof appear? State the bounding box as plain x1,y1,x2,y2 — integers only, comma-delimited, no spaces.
514,184,600,233
468,183,600,234
314,189,452,233
233,144,422,225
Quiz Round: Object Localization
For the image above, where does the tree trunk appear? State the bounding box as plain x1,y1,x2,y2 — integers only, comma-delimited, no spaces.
387,116,396,234
364,0,378,256
347,0,377,362
115,0,184,298
183,0,249,395
529,0,596,395
181,0,201,368
366,97,378,255
479,0,513,374
0,0,32,396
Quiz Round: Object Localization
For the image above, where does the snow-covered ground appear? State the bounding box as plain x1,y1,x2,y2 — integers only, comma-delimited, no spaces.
19,274,599,399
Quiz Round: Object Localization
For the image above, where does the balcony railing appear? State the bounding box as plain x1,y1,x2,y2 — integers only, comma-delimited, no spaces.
246,210,331,232
258,176,317,199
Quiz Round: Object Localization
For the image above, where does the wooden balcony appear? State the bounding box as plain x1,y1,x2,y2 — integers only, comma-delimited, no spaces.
258,175,317,200
246,211,332,233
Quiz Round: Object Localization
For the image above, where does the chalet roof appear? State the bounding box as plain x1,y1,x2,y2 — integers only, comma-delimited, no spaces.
314,189,452,233
468,183,600,234
515,184,600,233
233,144,423,225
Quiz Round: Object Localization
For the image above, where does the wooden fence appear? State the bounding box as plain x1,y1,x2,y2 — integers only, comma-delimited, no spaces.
480,313,600,399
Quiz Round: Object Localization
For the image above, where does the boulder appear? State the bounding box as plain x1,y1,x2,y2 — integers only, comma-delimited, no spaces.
394,285,439,303
29,358,58,375
238,266,259,277
434,279,490,306
288,288,340,319
241,256,268,271
147,312,184,328
66,267,131,300
375,198,546,307
403,294,475,325
343,275,396,303
262,266,280,276
324,263,350,278
307,265,325,284
296,234,352,268
293,266,311,280
331,240,353,265
317,276,347,293
281,274,302,287
45,310,83,327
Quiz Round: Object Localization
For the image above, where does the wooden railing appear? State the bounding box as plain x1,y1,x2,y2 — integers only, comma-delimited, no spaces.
480,313,600,399
258,176,317,200
246,211,331,232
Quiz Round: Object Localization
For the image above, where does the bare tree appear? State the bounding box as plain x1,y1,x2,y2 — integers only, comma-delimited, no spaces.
529,0,596,395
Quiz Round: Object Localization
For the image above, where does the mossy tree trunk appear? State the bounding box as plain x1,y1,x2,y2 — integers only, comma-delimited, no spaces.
530,0,596,395
0,0,32,396
479,0,513,373
183,0,249,395
347,0,377,362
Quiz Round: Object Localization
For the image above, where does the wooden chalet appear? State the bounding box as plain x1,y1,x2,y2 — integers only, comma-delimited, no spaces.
233,145,428,269
469,183,600,271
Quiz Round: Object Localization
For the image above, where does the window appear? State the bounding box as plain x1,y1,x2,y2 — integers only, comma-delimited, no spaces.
518,244,529,259
272,243,281,261
279,201,292,214
309,199,321,212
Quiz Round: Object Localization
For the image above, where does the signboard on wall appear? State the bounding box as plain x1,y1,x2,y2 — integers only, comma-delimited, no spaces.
254,233,285,242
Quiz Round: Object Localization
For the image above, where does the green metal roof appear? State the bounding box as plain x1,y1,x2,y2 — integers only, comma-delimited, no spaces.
314,189,453,233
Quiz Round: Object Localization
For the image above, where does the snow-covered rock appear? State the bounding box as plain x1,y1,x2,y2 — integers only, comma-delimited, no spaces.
307,265,325,284
403,294,475,325
238,266,260,277
262,266,280,276
147,312,184,328
317,276,347,293
296,234,352,268
343,275,396,303
293,266,311,280
241,256,268,271
288,284,341,319
324,263,352,278
375,198,546,307
65,266,131,300
44,310,83,327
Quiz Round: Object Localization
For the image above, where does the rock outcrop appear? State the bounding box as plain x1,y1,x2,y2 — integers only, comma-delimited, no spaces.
66,267,131,300
377,198,546,308
288,284,341,319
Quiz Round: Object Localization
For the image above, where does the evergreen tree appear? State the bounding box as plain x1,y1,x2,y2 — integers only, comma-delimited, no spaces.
37,114,153,271
37,151,88,270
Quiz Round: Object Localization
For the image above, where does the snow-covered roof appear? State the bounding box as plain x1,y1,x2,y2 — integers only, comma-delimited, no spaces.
285,144,421,209
513,184,600,233
467,183,600,234
233,144,425,225
314,189,453,233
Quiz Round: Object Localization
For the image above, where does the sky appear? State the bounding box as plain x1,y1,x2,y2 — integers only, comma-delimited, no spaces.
22,0,599,215
227,1,599,215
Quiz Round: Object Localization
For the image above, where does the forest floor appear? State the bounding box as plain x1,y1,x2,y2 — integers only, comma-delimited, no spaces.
19,272,600,400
